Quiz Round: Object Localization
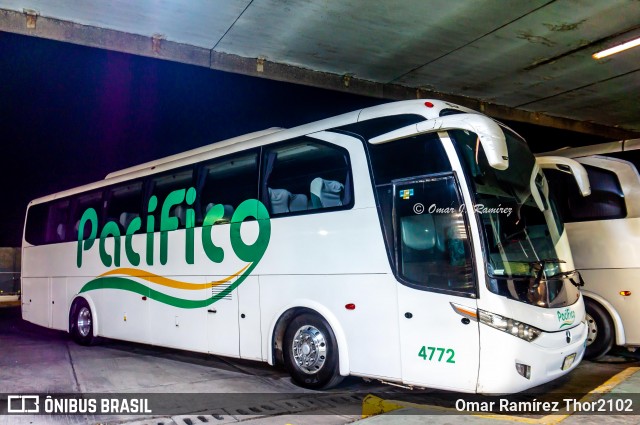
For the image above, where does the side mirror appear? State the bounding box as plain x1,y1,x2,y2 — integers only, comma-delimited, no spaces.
370,113,509,170
536,156,591,197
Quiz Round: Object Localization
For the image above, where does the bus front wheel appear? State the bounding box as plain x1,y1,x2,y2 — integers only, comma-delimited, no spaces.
69,298,95,346
584,299,613,360
283,313,343,389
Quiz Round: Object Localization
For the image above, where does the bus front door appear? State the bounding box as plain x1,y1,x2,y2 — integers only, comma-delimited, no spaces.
394,174,480,392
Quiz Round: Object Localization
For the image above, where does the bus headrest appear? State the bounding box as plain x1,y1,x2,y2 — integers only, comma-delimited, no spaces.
268,188,292,214
310,178,344,208
401,214,436,251
119,212,139,230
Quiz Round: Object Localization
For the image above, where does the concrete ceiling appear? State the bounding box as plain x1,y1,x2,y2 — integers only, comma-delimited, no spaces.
1,0,639,139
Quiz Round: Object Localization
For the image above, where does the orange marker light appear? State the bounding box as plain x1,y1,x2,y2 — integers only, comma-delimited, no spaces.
620,291,632,297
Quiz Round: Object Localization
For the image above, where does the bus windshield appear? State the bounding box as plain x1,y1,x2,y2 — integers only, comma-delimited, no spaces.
451,129,580,308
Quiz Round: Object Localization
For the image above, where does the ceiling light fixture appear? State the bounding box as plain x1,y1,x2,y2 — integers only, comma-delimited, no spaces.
593,36,640,59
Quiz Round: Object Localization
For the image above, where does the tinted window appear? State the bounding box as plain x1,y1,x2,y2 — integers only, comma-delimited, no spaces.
368,134,452,267
25,203,48,245
395,174,474,295
545,164,626,222
337,114,425,141
70,191,103,242
105,182,143,234
369,133,451,185
147,168,194,231
25,199,71,245
262,138,352,216
198,151,259,224
25,191,104,246
336,115,450,184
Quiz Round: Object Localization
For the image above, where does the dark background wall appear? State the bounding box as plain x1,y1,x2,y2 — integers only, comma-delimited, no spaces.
0,31,609,247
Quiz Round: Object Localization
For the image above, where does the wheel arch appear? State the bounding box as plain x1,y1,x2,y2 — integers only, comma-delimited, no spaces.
268,301,349,376
69,294,99,337
581,291,625,346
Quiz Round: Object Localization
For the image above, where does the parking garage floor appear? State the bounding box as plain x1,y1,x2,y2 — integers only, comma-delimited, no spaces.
1,306,639,425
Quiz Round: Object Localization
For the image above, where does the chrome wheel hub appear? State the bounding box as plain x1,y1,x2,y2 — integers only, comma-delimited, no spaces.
586,313,597,346
292,325,327,374
77,306,92,337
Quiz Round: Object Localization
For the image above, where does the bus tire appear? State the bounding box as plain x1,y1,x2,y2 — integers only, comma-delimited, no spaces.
283,313,343,389
69,298,95,346
584,299,613,360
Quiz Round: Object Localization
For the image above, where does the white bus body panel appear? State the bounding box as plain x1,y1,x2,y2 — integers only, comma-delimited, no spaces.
50,277,69,331
238,275,262,360
150,276,209,354
567,216,640,346
21,277,49,328
397,286,479,392
260,274,401,381
580,290,626,345
565,157,640,346
477,314,586,394
207,291,240,357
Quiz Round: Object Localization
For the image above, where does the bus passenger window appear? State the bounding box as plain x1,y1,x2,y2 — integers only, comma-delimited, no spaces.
262,138,352,216
25,199,73,245
106,182,143,234
396,175,474,295
25,203,48,245
45,200,71,243
148,169,194,231
70,191,103,242
198,151,259,225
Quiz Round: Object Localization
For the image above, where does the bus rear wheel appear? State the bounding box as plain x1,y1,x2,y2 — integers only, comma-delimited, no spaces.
584,299,613,360
70,298,95,346
283,313,343,389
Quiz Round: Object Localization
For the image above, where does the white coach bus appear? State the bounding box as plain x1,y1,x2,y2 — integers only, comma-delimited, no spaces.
22,99,587,394
541,140,640,359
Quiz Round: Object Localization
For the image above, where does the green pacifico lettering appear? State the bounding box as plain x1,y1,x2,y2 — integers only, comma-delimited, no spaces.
76,187,271,269
76,208,98,268
557,308,575,327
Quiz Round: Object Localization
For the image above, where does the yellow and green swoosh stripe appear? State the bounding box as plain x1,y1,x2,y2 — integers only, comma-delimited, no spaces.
79,262,256,309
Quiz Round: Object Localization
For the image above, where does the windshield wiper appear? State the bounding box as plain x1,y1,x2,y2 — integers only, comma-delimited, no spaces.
546,269,585,288
529,259,566,290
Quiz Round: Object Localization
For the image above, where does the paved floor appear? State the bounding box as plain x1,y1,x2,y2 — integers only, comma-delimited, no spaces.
1,306,639,425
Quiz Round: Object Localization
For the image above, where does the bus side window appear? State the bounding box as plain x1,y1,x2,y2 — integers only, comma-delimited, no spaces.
43,200,71,244
197,151,259,225
147,168,195,231
26,187,141,246
24,199,71,245
262,138,352,216
70,191,103,242
25,203,49,246
105,182,144,234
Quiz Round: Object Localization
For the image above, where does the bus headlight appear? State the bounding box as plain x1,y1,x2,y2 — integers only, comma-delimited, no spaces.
478,310,542,342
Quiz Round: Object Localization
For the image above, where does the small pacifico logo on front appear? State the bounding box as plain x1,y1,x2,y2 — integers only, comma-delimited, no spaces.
557,308,575,328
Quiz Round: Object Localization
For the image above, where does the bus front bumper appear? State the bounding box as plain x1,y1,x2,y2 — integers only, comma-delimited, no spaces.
477,320,587,394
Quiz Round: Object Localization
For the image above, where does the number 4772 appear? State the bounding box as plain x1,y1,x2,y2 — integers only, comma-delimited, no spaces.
418,346,455,363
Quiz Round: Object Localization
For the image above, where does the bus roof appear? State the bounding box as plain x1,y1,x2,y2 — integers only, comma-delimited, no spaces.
538,139,640,158
105,128,284,179
28,99,478,206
